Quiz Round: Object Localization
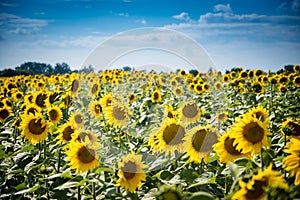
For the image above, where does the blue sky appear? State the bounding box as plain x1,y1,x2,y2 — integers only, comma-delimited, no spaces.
0,0,300,72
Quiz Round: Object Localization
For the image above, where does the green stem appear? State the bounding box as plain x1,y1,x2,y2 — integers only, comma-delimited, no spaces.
77,186,81,200
43,139,47,159
92,182,96,200
261,149,264,170
57,148,61,172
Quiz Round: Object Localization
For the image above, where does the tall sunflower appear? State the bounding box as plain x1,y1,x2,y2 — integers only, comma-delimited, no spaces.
293,76,300,87
66,142,99,173
47,106,62,125
99,92,113,110
0,106,12,124
103,101,128,128
149,118,187,155
33,90,48,109
213,132,250,165
246,106,270,126
281,118,300,139
70,112,85,128
178,101,201,123
88,100,101,118
21,113,49,144
283,138,300,185
231,115,271,156
151,89,162,103
116,153,147,193
184,125,219,163
232,164,288,200
56,122,76,144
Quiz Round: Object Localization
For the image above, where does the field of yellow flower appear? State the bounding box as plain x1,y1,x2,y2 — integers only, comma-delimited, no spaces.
0,65,300,199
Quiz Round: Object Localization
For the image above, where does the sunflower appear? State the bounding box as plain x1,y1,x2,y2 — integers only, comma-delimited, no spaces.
70,112,85,128
23,103,41,116
154,185,185,200
293,76,300,87
0,106,12,124
89,82,100,97
13,91,23,102
178,69,186,76
149,118,187,155
66,142,99,173
246,106,270,126
99,92,113,110
214,81,223,91
72,130,98,147
173,87,184,97
184,125,218,163
116,153,147,193
222,74,230,83
128,93,136,103
170,78,178,87
214,132,250,165
56,122,76,143
283,138,300,185
164,105,176,119
278,84,287,92
21,113,49,144
255,69,263,77
151,89,162,103
202,82,210,92
178,101,201,123
103,101,128,127
278,75,288,84
70,78,81,97
88,100,101,118
216,112,228,123
33,90,48,109
232,164,288,200
281,119,300,139
231,115,271,156
251,82,264,94
47,91,60,105
293,64,300,73
47,106,62,125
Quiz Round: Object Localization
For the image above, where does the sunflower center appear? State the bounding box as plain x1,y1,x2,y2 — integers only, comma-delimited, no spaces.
245,180,266,199
295,77,300,84
224,137,241,155
192,129,218,152
112,106,126,120
243,122,264,144
78,146,95,163
63,126,74,141
153,92,159,100
27,107,37,115
75,114,83,124
129,94,135,101
78,132,93,143
287,122,300,136
36,93,47,108
182,103,198,118
167,111,174,118
16,93,22,99
91,84,98,94
0,109,9,120
94,105,100,114
218,113,225,120
122,161,137,180
175,89,182,95
49,109,58,120
196,85,202,91
28,118,46,135
162,124,186,145
49,92,59,104
71,79,79,92
253,84,262,93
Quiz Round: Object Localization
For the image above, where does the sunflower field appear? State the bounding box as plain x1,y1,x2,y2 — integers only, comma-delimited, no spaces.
0,65,300,200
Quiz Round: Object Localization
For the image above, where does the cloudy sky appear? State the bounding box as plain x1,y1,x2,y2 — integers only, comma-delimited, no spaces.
0,0,299,72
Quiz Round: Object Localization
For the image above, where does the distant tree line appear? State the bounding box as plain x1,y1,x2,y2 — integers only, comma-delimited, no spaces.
0,62,94,77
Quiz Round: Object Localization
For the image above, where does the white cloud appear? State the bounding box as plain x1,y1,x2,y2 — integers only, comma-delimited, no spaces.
118,12,129,17
136,19,146,25
173,12,190,21
213,3,232,13
0,13,51,37
0,2,16,7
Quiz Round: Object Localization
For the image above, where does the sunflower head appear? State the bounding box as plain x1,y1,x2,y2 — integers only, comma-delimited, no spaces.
116,153,147,193
179,101,201,123
293,76,300,87
66,142,99,173
88,100,101,118
0,106,12,124
47,106,62,125
128,93,136,103
71,112,85,128
173,87,184,97
216,112,228,123
103,101,128,128
21,113,49,144
56,122,76,143
151,89,162,103
34,91,48,109
281,119,300,139
247,106,270,126
184,125,219,163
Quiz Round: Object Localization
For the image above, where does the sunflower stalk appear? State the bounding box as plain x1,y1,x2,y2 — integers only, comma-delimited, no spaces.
57,148,61,172
260,149,264,170
92,182,96,200
77,186,81,200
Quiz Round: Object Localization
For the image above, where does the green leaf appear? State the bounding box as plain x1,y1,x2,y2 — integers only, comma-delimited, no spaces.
189,191,214,200
14,182,27,191
15,185,40,195
160,171,173,181
54,181,80,190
